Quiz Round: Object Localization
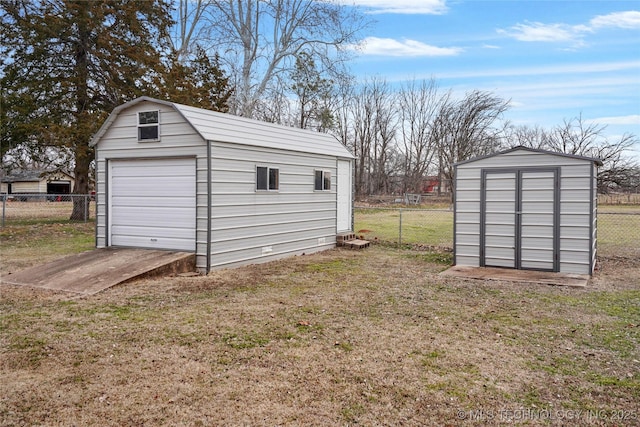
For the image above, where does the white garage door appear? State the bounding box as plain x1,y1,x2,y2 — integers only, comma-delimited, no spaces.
109,158,196,251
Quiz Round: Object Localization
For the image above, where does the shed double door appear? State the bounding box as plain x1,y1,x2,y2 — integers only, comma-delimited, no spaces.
481,168,559,272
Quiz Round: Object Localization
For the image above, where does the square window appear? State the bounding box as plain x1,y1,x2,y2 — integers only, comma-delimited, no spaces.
138,111,159,141
257,166,279,191
315,170,331,191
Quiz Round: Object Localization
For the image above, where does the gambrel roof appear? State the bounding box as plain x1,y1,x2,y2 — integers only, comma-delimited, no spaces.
89,96,354,159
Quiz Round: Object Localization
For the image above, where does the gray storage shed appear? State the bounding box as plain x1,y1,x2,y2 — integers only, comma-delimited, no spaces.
90,96,354,273
454,146,602,275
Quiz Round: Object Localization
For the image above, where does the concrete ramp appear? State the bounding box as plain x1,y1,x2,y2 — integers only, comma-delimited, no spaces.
1,248,196,295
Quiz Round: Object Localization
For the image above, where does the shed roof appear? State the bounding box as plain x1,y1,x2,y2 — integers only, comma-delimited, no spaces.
455,146,603,167
89,96,354,159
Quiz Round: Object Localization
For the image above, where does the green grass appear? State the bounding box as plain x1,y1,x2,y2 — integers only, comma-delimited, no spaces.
354,208,453,247
354,207,639,256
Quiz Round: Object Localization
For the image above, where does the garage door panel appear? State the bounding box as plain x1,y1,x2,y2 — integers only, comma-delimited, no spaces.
112,225,194,239
111,177,194,196
110,234,195,252
112,206,195,225
111,196,194,208
110,158,196,251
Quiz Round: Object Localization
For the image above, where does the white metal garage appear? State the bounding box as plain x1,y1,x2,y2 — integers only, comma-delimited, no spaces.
109,158,196,251
90,96,354,273
454,146,602,275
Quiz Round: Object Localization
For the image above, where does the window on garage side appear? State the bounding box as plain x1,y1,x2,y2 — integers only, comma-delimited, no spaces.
257,166,279,191
138,111,159,141
314,170,331,191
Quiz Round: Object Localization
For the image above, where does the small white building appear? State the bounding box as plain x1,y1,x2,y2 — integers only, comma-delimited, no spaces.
90,96,354,273
1,169,74,195
453,146,602,275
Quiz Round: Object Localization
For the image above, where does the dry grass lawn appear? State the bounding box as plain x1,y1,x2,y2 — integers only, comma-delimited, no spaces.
1,225,639,425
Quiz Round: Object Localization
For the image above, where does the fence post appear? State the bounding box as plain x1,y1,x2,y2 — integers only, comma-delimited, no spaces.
1,194,5,227
84,195,89,222
398,208,403,246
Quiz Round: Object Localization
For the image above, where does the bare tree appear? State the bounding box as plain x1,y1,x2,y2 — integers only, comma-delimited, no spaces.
201,0,367,118
169,0,212,61
546,115,639,192
434,90,509,198
397,78,443,193
502,123,549,149
347,78,398,196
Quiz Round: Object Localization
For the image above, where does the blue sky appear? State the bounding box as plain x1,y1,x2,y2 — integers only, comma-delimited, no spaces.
344,0,640,155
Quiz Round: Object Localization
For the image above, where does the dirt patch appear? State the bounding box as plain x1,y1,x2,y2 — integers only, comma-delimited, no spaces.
1,246,639,426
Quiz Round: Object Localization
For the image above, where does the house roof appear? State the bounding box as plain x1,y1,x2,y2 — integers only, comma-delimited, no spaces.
89,96,354,159
1,169,75,183
454,145,603,167
0,169,42,183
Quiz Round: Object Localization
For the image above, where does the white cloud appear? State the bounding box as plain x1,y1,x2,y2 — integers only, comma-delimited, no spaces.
497,22,589,43
590,11,640,29
588,115,640,126
344,0,448,15
352,36,462,56
441,60,640,80
498,10,640,46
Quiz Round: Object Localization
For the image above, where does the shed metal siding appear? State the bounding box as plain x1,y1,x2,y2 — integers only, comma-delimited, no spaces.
208,141,338,268
454,147,598,275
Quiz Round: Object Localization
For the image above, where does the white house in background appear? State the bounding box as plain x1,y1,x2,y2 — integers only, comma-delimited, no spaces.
0,169,75,195
89,96,354,273
453,146,602,275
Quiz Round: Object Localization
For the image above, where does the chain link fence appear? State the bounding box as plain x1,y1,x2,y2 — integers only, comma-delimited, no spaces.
1,194,95,226
1,198,636,258
597,211,640,257
354,206,639,257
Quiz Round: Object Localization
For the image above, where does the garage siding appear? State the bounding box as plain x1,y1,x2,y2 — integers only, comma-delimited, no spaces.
454,148,598,275
208,141,338,268
94,101,208,267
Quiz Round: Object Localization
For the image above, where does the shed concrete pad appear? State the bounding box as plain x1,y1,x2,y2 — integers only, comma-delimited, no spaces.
440,265,589,287
1,248,196,295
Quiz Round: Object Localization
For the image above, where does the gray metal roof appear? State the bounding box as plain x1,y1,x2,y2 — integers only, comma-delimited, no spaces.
455,146,603,167
90,96,354,159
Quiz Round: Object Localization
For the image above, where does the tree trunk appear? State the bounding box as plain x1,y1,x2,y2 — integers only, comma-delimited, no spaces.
71,143,91,221
70,2,91,221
